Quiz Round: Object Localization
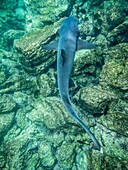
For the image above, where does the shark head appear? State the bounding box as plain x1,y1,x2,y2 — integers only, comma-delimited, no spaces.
59,17,79,38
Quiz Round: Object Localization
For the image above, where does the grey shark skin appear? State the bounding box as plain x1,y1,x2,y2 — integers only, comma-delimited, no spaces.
42,17,101,151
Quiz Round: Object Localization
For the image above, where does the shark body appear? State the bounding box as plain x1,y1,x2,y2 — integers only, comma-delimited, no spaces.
42,17,101,151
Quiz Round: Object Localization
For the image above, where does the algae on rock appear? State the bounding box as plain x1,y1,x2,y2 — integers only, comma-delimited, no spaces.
100,43,128,90
0,0,128,170
14,19,62,74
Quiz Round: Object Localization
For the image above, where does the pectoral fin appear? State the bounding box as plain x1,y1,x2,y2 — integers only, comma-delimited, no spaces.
42,40,58,51
77,39,95,50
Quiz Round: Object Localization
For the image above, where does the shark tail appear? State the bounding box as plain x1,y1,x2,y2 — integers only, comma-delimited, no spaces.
62,96,101,151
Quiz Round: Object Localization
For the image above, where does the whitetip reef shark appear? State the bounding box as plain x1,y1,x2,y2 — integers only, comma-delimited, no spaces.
42,16,102,151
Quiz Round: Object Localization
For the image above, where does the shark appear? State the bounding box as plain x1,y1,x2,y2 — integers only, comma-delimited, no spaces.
42,16,101,151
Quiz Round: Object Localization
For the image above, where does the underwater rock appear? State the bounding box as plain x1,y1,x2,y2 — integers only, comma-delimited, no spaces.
0,70,6,86
46,131,65,148
3,29,25,49
37,74,56,97
106,0,128,31
75,149,88,170
0,154,6,168
0,112,15,141
0,0,26,45
95,34,108,47
0,50,37,95
0,69,37,94
27,97,68,130
55,141,76,169
0,0,26,50
100,124,128,169
0,0,128,169
38,142,55,167
78,0,108,38
0,94,17,114
107,20,128,46
17,0,26,8
74,50,98,74
0,0,18,11
26,95,97,136
100,43,128,90
2,127,40,170
98,99,128,136
23,0,69,31
14,20,62,74
90,127,128,170
74,49,103,74
77,86,116,115
15,8,26,21
15,104,33,130
72,49,103,88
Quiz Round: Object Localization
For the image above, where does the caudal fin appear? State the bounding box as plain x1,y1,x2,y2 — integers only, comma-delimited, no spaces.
62,96,101,151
